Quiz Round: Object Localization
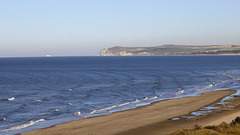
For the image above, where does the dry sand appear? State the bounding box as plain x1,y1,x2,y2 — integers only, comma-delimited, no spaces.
19,90,237,135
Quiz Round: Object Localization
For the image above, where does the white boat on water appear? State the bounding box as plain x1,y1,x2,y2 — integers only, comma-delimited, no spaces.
45,54,52,57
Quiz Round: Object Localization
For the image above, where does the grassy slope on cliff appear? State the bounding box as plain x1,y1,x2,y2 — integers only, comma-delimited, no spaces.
102,44,240,56
167,117,240,135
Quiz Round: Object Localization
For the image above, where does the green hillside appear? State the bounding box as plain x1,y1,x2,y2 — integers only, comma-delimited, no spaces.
99,44,240,56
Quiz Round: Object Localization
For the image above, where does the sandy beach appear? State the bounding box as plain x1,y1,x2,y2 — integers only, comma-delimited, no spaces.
19,90,237,135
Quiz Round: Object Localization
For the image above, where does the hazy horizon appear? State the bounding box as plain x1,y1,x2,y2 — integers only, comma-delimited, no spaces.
1,44,239,58
1,0,240,57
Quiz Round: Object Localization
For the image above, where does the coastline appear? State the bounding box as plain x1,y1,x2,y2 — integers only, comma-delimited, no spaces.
19,90,237,135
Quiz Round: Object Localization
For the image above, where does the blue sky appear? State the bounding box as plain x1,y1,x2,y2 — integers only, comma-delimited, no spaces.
0,0,240,57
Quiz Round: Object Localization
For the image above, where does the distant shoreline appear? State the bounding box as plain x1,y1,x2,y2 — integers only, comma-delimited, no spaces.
0,54,240,58
98,54,240,56
99,44,240,56
19,90,237,135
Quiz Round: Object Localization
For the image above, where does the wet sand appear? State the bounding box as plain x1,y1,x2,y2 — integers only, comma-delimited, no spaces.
19,90,236,135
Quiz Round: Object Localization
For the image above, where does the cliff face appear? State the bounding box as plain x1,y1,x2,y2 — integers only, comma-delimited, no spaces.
98,46,153,56
98,44,240,56
98,47,135,56
98,49,134,56
98,48,114,56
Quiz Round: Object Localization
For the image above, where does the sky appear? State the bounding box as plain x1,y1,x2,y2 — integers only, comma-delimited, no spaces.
0,0,240,57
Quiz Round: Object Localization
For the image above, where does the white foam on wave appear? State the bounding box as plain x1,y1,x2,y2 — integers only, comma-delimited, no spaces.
117,102,130,107
148,96,158,100
174,90,184,95
194,83,216,91
64,102,72,105
37,113,51,116
33,100,41,102
8,97,15,101
212,80,227,87
217,73,236,80
142,96,158,101
2,119,45,132
2,118,6,121
86,99,142,116
74,111,81,116
131,99,140,104
86,96,160,116
51,109,59,112
97,105,117,112
88,110,97,115
85,95,161,117
203,84,213,89
227,72,240,80
142,97,148,100
86,105,118,116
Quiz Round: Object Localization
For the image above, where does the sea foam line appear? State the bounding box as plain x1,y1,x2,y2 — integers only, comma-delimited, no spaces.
174,90,185,95
2,119,45,132
83,79,227,117
217,72,236,80
85,95,160,117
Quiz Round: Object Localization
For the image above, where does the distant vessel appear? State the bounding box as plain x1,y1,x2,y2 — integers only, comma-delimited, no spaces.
45,54,52,57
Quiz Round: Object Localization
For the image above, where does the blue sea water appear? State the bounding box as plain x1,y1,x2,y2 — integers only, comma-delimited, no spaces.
0,56,240,134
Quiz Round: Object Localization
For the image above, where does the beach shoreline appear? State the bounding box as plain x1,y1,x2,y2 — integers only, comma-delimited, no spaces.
18,89,238,135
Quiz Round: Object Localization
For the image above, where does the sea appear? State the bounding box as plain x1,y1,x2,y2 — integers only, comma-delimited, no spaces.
0,56,240,134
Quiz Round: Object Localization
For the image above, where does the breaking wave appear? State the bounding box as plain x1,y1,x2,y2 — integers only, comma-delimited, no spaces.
1,119,45,132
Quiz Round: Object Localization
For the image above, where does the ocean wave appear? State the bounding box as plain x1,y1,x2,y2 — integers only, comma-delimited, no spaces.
227,72,240,80
193,83,216,91
217,72,236,80
97,105,117,112
2,119,45,132
64,102,72,105
148,96,158,100
37,113,51,116
174,90,184,95
83,76,236,118
130,99,140,104
1,118,6,121
50,109,59,112
117,102,130,107
85,96,159,116
0,97,15,101
67,89,72,91
88,110,97,115
32,100,41,103
141,96,158,101
8,97,15,101
142,97,148,100
74,112,81,116
85,105,118,116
